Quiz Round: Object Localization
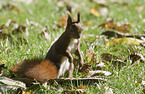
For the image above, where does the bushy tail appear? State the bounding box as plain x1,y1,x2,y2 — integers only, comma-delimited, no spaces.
11,58,58,82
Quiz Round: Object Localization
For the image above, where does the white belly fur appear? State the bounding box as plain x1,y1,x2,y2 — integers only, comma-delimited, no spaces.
68,38,78,53
58,57,70,76
58,38,78,76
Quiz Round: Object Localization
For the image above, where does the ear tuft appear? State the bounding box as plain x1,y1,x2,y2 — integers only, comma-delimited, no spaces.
67,11,72,25
77,11,81,23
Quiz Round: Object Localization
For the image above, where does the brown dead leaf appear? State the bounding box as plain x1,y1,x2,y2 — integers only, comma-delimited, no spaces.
99,22,117,29
101,53,119,61
101,30,123,38
89,7,101,17
101,53,126,68
22,91,34,94
129,53,141,62
58,16,67,27
78,85,87,89
118,23,131,33
129,53,145,64
79,63,91,76
99,22,131,33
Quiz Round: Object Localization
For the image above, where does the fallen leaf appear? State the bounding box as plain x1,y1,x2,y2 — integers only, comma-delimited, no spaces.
129,53,145,64
57,16,67,27
101,30,145,39
99,22,117,29
129,53,141,62
118,23,131,33
0,76,26,89
99,22,131,33
101,53,119,61
101,30,123,38
89,7,101,17
105,38,144,47
22,91,34,94
78,85,87,89
87,70,112,77
80,63,91,76
101,53,126,68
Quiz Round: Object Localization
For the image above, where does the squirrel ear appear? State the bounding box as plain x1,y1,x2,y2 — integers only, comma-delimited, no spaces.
67,12,72,25
77,11,81,23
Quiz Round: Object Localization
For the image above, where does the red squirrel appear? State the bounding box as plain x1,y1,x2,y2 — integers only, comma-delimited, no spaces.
11,11,84,82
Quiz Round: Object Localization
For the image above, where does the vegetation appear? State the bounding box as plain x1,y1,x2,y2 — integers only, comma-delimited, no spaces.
0,0,144,93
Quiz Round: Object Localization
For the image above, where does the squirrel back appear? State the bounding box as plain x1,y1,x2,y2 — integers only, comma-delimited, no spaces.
11,58,58,82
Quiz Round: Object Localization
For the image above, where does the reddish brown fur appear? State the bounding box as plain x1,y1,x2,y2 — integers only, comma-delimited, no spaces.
11,58,57,82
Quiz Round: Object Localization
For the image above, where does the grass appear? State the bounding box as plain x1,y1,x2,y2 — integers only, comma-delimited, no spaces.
0,0,145,93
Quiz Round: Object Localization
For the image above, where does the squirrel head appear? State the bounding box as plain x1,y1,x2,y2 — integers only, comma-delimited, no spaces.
66,11,83,39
